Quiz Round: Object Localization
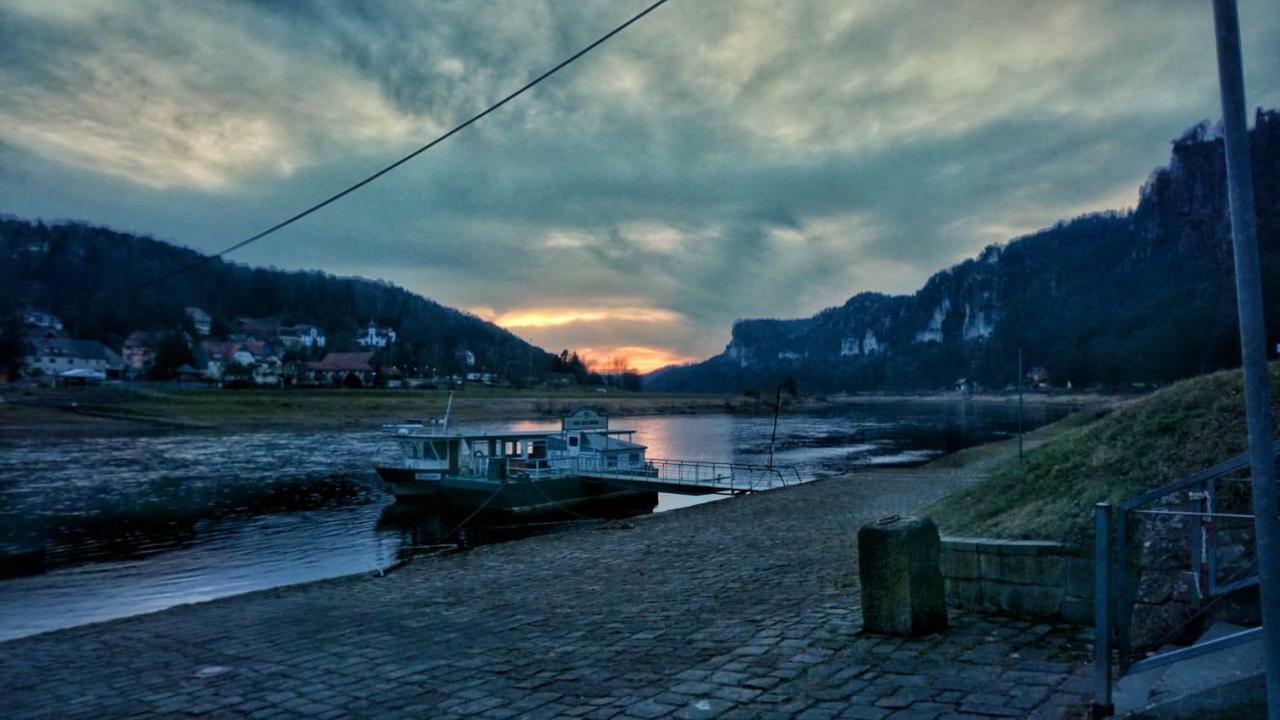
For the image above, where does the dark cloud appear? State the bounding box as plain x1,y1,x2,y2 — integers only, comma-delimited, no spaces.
1,0,1278,360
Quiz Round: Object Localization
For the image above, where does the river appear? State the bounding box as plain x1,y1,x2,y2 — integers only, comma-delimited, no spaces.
0,401,1072,640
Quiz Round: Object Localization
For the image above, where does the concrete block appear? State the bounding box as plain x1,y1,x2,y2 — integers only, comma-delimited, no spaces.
978,553,1065,586
941,537,979,552
858,515,948,637
939,549,980,580
945,577,985,609
1064,557,1095,600
993,540,1070,557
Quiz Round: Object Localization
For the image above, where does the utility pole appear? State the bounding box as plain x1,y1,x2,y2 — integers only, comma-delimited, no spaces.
1018,348,1024,462
1211,1,1280,716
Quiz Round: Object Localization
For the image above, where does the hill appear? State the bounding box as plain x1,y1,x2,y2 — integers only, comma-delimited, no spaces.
0,218,554,377
647,109,1280,394
926,364,1280,547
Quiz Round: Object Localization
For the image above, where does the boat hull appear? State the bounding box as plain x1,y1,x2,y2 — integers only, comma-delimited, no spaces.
376,467,444,499
439,474,656,519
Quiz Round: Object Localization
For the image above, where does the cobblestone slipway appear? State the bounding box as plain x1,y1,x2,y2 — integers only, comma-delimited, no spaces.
1,471,1093,719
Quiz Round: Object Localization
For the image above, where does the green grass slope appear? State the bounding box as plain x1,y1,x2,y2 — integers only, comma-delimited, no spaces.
928,365,1280,548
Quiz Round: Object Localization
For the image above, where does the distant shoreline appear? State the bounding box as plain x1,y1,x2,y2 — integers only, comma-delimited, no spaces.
0,385,1127,439
824,390,1132,406
0,386,813,439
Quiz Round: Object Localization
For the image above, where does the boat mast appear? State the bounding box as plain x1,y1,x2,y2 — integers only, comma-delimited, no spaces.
441,392,454,434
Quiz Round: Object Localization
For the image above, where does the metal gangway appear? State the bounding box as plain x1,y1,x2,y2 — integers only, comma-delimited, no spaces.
551,456,806,495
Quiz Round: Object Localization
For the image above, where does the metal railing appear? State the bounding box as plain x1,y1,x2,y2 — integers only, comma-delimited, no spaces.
1092,441,1276,716
554,455,804,494
646,457,804,492
466,455,807,494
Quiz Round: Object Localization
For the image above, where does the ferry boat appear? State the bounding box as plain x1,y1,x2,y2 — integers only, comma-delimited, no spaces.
375,403,658,517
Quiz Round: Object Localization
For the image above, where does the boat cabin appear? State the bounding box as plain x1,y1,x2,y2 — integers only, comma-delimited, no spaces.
384,406,649,480
386,422,461,476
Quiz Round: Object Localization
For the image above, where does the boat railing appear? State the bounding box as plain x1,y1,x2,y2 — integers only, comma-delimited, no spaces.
462,453,805,493
551,455,803,493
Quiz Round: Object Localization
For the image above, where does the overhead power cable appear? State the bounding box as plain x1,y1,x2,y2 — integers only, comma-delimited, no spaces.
95,0,673,303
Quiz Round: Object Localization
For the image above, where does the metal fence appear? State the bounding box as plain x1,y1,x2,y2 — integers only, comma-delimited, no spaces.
1092,441,1276,716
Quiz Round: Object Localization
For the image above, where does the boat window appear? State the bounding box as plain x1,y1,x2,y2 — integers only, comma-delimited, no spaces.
607,455,618,468
629,453,640,464
568,436,579,448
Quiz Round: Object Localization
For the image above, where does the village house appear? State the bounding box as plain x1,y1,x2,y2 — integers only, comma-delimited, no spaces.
356,321,396,348
276,324,326,351
303,352,377,387
184,307,212,336
121,331,157,373
233,317,279,341
21,337,122,385
196,339,278,385
455,348,476,368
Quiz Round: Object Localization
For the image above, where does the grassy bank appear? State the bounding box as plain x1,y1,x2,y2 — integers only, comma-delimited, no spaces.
927,365,1280,548
0,385,813,437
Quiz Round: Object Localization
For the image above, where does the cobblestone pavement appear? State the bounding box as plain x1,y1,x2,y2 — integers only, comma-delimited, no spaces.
1,471,1094,719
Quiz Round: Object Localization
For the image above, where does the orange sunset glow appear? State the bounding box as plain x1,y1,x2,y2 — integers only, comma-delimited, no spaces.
470,305,700,372
575,346,701,374
477,307,683,329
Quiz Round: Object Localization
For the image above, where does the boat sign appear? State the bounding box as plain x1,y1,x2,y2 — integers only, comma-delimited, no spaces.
562,406,608,431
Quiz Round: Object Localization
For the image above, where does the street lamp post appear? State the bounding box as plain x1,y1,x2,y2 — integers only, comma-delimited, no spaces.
1210,1,1280,716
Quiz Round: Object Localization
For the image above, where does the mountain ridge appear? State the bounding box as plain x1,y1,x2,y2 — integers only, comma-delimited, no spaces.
646,108,1280,393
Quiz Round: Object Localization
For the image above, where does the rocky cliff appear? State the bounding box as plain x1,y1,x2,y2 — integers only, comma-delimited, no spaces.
648,109,1280,393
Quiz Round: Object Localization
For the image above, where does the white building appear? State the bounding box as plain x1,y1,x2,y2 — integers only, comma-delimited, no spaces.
22,338,121,382
356,322,396,348
278,324,326,350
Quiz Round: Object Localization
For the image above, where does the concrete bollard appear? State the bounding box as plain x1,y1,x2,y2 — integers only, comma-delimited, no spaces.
857,515,948,637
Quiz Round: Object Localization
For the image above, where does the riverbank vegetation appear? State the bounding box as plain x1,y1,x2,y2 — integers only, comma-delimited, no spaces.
928,365,1280,547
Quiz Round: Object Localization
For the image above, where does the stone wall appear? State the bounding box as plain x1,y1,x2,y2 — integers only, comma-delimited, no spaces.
940,537,1094,625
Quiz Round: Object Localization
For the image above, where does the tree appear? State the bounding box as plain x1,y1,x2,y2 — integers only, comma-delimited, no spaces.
0,312,23,379
151,333,194,380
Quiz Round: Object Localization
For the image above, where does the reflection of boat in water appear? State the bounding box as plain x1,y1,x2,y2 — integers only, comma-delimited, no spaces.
375,496,650,556
375,404,658,519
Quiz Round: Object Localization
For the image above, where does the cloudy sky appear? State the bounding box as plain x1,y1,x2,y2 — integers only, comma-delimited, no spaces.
2,1,1278,370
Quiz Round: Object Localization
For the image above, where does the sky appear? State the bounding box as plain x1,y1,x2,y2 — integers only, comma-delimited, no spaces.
2,1,1278,372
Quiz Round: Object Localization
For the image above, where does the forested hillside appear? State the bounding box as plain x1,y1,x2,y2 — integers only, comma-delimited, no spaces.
648,109,1280,393
0,219,554,376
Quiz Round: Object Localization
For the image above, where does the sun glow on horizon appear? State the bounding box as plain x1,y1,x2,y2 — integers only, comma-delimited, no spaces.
576,346,702,374
478,306,684,329
468,305,703,372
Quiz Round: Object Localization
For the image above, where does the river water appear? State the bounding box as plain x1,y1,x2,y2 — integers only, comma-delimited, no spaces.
0,402,1071,640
